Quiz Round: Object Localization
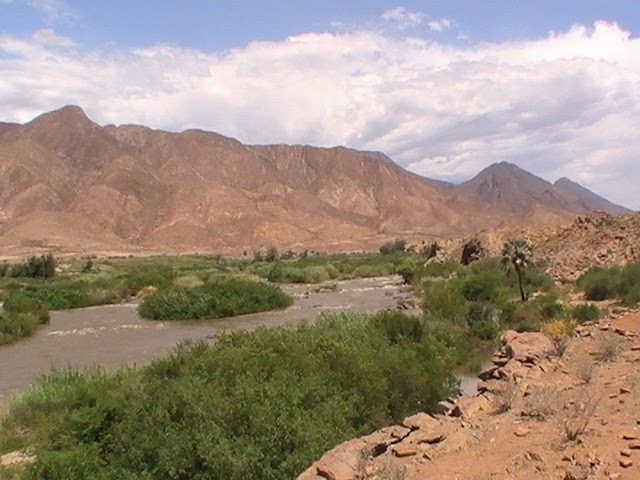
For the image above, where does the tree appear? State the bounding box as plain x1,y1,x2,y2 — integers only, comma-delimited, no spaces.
501,239,533,303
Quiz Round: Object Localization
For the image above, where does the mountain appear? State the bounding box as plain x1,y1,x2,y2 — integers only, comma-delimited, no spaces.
553,177,631,215
456,162,631,225
0,106,631,255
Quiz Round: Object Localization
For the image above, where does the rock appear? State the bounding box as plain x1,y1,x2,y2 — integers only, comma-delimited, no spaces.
434,400,455,416
503,331,557,363
514,427,529,437
455,395,490,417
297,426,410,480
628,442,640,449
622,432,638,440
620,386,631,394
392,445,418,458
478,365,499,380
401,413,440,431
620,449,631,457
619,458,633,468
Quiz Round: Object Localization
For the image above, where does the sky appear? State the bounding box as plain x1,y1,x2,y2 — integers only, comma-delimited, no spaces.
0,1,639,209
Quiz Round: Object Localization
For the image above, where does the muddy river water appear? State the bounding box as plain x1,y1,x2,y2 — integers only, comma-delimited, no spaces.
1,276,422,402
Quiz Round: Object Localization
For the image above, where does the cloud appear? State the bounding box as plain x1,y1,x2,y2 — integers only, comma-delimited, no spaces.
381,6,426,30
0,0,77,23
427,18,453,32
0,21,639,209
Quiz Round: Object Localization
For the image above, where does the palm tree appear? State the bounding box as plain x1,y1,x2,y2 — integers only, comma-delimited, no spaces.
501,239,534,302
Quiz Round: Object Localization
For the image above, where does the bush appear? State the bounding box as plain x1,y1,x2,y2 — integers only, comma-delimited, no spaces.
577,266,621,301
267,265,333,284
9,254,56,279
138,279,293,320
0,312,457,480
3,293,50,324
379,239,406,255
0,312,40,345
460,271,503,302
577,262,640,305
423,281,468,323
570,304,601,323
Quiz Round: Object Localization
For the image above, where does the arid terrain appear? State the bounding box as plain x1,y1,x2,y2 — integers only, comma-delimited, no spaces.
0,106,630,257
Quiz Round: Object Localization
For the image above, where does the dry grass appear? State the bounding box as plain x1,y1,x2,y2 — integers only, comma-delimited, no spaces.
522,385,560,420
560,389,600,441
570,356,596,384
595,333,620,362
492,381,518,414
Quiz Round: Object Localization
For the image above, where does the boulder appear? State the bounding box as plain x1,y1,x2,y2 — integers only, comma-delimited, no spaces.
502,331,556,363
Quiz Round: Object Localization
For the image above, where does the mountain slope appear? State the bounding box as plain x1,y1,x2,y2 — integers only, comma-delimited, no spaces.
553,177,631,214
0,107,631,255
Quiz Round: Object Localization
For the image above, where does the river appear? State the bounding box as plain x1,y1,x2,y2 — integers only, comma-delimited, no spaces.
0,276,419,402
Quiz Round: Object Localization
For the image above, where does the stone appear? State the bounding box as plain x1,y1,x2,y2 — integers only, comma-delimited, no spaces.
619,458,633,468
434,400,455,416
628,442,640,449
620,449,631,457
392,445,418,458
620,386,631,394
514,427,529,437
503,331,557,363
622,432,638,440
401,412,440,431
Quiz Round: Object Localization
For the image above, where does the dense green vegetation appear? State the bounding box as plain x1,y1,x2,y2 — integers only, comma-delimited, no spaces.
138,279,293,320
0,294,50,345
577,262,640,306
0,311,456,480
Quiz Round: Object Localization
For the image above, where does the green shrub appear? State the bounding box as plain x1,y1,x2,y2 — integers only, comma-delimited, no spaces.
0,312,457,480
0,312,40,345
3,293,50,324
138,279,293,320
577,266,621,301
267,265,333,284
8,253,56,279
460,271,503,302
419,260,463,279
570,304,601,323
423,281,468,323
379,239,407,255
120,269,176,294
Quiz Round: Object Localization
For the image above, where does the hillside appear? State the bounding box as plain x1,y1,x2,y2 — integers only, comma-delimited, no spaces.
0,106,631,255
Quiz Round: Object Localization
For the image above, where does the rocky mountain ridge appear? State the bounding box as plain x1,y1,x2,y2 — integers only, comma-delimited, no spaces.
0,106,631,255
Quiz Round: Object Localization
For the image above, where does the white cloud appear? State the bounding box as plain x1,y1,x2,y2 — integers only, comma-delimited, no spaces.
381,6,426,30
427,18,453,32
0,21,639,209
0,0,77,23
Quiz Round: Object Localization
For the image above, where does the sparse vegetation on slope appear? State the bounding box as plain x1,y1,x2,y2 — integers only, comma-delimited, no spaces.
577,262,640,305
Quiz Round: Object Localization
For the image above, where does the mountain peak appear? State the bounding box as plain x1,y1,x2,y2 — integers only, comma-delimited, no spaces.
28,105,92,127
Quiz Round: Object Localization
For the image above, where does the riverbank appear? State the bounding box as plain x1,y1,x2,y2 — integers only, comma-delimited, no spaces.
0,276,417,402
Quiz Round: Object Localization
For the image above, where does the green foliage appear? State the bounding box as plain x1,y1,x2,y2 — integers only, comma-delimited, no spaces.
501,239,534,302
0,312,40,346
577,266,620,301
418,259,463,279
3,293,50,325
0,293,51,345
578,262,640,305
460,270,503,302
8,254,56,279
0,312,457,480
267,265,335,284
423,281,468,323
138,279,293,320
379,239,407,255
570,304,601,323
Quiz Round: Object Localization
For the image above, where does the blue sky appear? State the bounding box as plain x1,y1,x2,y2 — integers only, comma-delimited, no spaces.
1,1,639,49
0,1,639,209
